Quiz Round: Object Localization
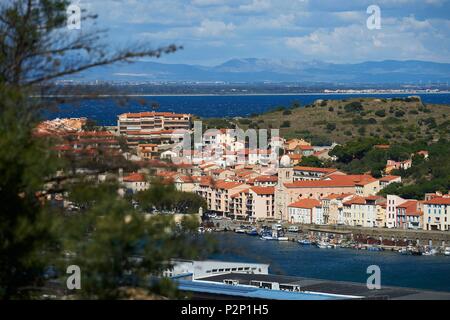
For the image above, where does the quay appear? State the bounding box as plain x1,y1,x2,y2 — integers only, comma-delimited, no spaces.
209,219,450,247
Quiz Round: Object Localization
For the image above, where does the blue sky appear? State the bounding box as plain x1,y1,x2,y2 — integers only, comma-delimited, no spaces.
81,0,450,65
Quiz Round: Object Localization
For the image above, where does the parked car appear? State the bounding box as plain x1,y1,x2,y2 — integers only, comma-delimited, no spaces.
287,226,299,233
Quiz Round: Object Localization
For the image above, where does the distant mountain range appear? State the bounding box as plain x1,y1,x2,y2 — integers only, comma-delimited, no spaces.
66,58,450,84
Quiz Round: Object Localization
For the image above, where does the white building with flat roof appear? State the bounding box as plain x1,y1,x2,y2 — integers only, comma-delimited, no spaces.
165,260,269,280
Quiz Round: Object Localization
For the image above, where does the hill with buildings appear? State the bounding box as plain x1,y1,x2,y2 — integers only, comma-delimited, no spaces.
202,97,450,198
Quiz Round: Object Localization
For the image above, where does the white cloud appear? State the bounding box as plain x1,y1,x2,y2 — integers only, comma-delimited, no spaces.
194,20,236,37
191,0,227,6
238,0,271,13
285,16,450,62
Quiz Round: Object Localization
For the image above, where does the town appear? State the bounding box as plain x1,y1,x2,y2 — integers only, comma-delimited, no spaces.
35,109,450,237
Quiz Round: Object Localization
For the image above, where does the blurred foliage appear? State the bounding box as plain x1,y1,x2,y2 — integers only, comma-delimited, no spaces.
0,86,62,299
61,182,212,299
0,0,210,300
135,179,207,214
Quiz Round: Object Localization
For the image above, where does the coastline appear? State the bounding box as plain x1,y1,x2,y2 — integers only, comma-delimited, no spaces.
32,91,450,98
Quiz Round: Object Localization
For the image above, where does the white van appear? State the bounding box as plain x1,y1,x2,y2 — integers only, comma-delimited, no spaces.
287,226,299,233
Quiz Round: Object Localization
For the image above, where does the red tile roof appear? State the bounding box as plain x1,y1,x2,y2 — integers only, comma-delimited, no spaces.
175,175,195,183
251,186,275,195
199,176,214,187
343,195,385,206
288,198,321,209
374,144,390,150
254,175,278,182
284,176,360,188
423,197,450,205
215,180,245,190
230,189,250,198
123,172,146,182
321,193,354,200
293,166,338,174
397,200,422,216
379,175,401,182
343,196,366,205
119,112,190,118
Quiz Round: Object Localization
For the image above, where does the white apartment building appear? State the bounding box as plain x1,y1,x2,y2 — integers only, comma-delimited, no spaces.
117,112,191,146
423,197,450,231
118,112,191,133
288,198,324,225
230,186,275,221
342,196,385,228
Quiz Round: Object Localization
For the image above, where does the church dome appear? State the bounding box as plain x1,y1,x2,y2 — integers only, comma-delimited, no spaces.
279,155,291,168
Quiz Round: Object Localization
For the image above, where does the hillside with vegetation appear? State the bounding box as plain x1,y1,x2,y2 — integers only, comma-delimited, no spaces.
206,97,449,146
330,138,449,199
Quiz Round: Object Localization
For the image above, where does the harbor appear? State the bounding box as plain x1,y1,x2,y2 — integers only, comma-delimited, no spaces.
205,218,450,256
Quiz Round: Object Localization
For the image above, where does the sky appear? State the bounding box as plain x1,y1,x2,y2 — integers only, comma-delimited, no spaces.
79,0,450,65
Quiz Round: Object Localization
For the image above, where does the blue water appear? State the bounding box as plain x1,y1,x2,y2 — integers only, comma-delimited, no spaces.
46,93,450,125
210,233,450,292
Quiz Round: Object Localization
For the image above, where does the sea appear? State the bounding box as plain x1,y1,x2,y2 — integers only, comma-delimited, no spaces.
46,93,450,125
210,233,450,292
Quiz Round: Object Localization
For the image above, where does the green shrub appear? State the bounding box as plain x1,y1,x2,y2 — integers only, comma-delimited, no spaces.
395,110,405,117
375,109,386,117
344,101,363,112
358,127,366,135
281,120,291,128
238,118,252,125
326,123,337,131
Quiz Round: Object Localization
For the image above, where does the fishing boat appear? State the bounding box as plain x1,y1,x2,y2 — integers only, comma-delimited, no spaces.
234,228,247,234
245,228,259,236
260,229,287,241
367,246,383,252
260,234,275,240
298,239,312,245
260,230,275,240
399,247,421,255
275,229,289,241
422,249,437,256
444,247,450,256
316,241,329,249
